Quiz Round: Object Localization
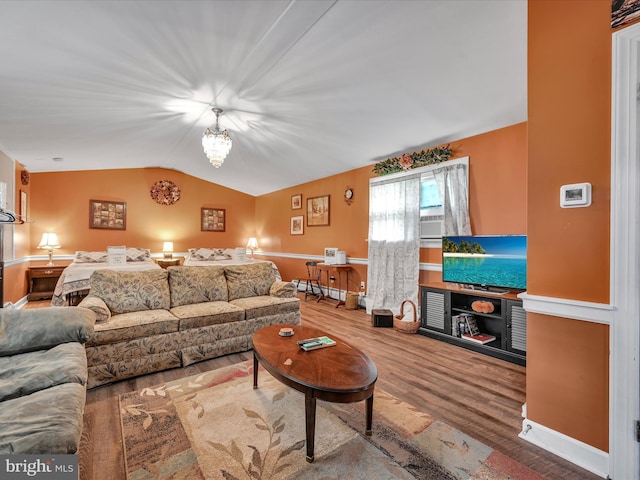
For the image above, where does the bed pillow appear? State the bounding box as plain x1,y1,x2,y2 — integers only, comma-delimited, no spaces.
188,248,231,261
126,248,151,262
74,251,108,263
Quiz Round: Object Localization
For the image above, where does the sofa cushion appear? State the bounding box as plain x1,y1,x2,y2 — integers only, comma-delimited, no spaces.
0,343,87,402
78,295,111,323
168,265,228,307
269,280,297,298
89,269,170,314
0,307,95,356
0,382,86,454
229,296,301,320
225,263,275,301
170,301,245,330
87,309,179,346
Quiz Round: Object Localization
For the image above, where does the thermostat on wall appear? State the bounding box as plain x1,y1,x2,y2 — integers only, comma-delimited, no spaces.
560,182,592,208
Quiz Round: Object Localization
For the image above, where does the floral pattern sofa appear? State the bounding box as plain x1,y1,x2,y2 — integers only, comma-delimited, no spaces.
0,307,95,453
78,262,300,388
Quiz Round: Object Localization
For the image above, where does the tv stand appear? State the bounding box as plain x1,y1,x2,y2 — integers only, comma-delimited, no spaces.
419,283,526,365
460,284,509,296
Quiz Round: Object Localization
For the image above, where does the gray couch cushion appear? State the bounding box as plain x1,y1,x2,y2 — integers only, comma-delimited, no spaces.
0,307,95,356
0,382,86,454
168,265,228,307
0,343,87,402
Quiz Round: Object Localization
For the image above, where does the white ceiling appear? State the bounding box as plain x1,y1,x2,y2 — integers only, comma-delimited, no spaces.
0,0,527,196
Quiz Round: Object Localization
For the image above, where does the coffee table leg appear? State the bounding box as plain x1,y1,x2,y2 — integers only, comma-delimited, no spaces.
305,390,316,463
365,393,374,436
253,353,258,389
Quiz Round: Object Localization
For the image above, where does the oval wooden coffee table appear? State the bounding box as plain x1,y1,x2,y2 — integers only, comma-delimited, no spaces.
252,324,378,463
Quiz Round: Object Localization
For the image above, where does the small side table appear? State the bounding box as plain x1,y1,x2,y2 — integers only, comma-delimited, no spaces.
156,258,181,269
318,263,352,308
27,266,66,301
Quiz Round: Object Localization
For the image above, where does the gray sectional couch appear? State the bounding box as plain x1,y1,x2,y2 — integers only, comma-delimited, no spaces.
78,262,300,388
0,307,95,454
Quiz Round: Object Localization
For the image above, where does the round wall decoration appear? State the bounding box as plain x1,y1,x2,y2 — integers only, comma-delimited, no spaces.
20,170,29,185
344,186,354,206
150,180,181,206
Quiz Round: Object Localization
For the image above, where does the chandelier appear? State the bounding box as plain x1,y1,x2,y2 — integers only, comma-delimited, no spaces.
202,107,232,168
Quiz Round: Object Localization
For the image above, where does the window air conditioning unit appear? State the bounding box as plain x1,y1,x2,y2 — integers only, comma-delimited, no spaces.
420,217,443,239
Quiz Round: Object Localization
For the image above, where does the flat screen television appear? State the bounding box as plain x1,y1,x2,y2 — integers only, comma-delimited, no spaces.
442,235,527,293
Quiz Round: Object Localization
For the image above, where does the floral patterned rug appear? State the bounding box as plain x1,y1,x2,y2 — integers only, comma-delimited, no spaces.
119,360,545,480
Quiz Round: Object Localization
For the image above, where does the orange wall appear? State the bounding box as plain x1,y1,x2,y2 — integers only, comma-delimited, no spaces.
255,122,526,289
28,168,256,257
4,161,32,304
526,0,611,451
419,122,527,284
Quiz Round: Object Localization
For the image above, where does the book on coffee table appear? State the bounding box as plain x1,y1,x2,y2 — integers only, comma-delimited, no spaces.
299,336,337,351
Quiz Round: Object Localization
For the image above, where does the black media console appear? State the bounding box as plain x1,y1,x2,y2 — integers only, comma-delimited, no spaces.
419,283,527,366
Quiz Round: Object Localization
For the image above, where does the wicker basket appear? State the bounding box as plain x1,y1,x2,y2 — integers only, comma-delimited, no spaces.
345,292,359,310
393,300,420,334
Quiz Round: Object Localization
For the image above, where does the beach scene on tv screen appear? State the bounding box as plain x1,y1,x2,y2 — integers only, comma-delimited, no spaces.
442,235,527,290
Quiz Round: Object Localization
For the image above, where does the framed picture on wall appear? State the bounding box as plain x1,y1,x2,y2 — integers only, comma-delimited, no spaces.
89,200,126,230
307,195,330,226
291,215,303,235
291,194,302,209
201,208,226,232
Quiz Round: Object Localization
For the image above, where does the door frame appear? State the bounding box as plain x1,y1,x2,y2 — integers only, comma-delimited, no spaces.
610,21,640,479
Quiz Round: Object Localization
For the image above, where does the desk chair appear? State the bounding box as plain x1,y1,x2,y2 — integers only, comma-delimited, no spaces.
295,261,325,302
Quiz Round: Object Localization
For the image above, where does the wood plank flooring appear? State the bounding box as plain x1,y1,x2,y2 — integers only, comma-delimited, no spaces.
27,297,601,479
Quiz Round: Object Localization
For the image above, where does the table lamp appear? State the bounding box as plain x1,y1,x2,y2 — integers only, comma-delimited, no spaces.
162,242,174,259
38,232,61,266
246,237,259,258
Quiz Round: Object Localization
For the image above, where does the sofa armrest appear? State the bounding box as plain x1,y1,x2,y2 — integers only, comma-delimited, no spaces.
269,281,297,298
77,295,111,324
0,307,95,356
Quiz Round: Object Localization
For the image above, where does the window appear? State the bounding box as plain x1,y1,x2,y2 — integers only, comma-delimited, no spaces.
420,172,444,219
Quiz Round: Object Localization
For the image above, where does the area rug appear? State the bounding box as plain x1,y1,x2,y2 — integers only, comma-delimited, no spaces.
119,360,545,480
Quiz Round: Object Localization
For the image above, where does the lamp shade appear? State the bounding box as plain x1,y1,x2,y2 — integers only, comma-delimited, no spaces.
246,237,259,251
37,232,60,249
162,242,174,253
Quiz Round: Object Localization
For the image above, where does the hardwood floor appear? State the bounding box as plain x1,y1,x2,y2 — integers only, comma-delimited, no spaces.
27,297,600,479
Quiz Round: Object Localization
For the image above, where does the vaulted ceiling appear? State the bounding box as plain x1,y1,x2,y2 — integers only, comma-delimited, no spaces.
0,0,527,196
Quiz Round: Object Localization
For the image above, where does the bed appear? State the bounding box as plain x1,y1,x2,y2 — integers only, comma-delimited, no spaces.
51,249,161,306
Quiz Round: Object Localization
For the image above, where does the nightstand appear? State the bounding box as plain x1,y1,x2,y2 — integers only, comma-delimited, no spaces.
27,266,65,301
156,258,181,269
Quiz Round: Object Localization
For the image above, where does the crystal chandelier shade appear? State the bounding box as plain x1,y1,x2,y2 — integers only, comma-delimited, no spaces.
202,107,232,168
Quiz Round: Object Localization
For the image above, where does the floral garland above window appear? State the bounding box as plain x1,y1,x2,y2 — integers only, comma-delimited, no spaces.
150,180,181,206
372,145,453,176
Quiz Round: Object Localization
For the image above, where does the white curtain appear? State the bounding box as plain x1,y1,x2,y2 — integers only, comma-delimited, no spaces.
433,163,471,236
367,174,420,314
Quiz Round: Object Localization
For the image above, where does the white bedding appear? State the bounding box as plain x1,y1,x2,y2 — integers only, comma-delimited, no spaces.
51,261,161,306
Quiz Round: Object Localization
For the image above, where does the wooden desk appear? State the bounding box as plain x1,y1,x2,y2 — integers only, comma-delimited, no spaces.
317,263,351,308
28,266,66,301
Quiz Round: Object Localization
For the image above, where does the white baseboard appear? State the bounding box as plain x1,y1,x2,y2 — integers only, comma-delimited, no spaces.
519,418,608,478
